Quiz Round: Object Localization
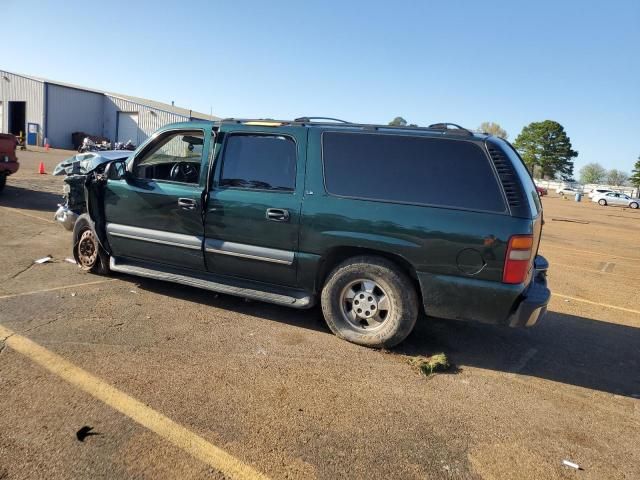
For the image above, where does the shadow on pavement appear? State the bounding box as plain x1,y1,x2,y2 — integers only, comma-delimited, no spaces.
401,311,640,398
131,274,640,398
0,185,62,213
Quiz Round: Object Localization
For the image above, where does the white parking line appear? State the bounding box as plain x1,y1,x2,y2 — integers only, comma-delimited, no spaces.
553,293,640,315
0,279,118,300
511,348,538,373
0,206,57,224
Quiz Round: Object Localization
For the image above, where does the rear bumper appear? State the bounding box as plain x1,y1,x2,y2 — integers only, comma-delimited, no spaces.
417,255,550,327
0,159,19,175
507,255,550,327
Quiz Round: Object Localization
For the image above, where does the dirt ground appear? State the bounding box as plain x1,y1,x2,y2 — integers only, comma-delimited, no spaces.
1,148,639,480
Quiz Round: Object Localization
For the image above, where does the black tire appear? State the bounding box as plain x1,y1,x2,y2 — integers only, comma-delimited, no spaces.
598,199,607,206
321,256,418,348
630,202,639,209
72,214,110,274
0,173,6,193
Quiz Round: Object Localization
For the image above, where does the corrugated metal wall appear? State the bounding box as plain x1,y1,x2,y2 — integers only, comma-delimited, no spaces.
104,95,189,147
0,70,44,143
46,84,105,149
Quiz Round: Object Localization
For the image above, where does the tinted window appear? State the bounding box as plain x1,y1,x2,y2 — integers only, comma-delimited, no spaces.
322,132,506,212
220,134,296,191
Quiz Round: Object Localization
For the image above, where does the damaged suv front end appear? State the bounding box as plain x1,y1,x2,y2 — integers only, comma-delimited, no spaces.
53,151,131,230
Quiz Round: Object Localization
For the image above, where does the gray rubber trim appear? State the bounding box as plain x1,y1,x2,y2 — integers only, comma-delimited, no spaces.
204,239,294,265
106,223,202,250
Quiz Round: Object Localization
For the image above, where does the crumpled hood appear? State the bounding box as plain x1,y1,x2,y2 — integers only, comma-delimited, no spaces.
53,151,131,176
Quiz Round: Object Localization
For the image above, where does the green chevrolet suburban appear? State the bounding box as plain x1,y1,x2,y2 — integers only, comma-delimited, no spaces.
73,118,550,347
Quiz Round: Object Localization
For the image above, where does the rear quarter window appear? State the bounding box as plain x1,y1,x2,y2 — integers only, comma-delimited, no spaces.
322,132,506,213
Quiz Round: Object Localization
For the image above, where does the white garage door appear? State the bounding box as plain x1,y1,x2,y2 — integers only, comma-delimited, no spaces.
117,112,139,143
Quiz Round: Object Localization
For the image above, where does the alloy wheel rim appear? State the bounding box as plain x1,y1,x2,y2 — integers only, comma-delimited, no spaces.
339,279,391,330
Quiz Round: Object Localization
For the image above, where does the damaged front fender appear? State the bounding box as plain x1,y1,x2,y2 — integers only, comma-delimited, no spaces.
83,160,126,256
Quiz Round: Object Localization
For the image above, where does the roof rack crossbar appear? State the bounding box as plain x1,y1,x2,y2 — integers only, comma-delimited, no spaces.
294,117,351,124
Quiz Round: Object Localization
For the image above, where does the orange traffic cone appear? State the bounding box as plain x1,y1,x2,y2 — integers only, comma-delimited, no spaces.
38,162,46,174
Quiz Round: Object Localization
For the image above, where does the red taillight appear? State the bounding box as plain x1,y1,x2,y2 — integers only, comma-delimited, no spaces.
503,235,534,284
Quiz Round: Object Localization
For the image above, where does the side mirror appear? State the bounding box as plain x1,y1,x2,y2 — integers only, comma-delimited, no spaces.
105,161,128,180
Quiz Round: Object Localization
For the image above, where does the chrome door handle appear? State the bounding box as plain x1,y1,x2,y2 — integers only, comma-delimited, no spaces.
178,198,197,210
266,208,290,222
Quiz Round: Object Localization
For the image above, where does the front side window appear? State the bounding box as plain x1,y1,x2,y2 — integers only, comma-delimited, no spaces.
135,131,204,184
219,134,296,191
322,132,506,212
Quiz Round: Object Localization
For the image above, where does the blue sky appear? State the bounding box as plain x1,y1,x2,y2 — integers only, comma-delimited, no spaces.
3,0,639,173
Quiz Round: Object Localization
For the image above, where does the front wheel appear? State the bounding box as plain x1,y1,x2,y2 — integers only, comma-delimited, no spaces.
321,256,418,348
598,199,607,206
630,202,639,209
73,214,110,274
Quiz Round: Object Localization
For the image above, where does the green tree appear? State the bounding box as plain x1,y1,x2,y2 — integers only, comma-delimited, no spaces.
389,116,408,127
389,117,418,127
606,169,628,186
629,156,640,188
513,120,578,179
477,121,508,139
579,163,607,184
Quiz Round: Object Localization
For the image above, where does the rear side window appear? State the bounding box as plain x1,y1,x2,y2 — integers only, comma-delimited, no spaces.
219,134,296,191
322,132,506,212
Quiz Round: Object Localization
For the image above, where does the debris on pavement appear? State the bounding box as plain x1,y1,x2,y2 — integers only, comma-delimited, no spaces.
34,256,53,264
76,426,100,442
551,218,590,224
64,258,77,264
562,460,581,470
408,353,451,376
71,292,76,297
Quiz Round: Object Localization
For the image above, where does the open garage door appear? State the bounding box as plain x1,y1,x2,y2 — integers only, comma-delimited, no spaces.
117,112,139,144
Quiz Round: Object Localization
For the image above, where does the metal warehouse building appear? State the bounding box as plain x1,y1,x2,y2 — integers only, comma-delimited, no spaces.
0,70,218,149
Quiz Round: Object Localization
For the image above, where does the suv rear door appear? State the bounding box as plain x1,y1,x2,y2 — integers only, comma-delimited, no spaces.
203,124,306,286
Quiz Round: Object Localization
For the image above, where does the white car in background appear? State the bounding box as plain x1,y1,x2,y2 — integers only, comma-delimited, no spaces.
556,186,579,196
588,187,613,199
592,192,639,209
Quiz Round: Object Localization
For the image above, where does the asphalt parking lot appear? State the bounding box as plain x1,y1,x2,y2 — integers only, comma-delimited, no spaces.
1,149,639,480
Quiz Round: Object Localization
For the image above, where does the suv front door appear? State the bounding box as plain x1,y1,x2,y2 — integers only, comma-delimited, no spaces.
104,127,212,271
204,125,305,287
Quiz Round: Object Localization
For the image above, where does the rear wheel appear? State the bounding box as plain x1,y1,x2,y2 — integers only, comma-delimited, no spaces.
598,199,607,206
321,256,418,348
630,202,639,209
73,214,110,274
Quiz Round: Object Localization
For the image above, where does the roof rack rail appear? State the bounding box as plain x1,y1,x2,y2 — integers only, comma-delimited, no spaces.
427,123,474,136
294,117,351,124
216,118,475,136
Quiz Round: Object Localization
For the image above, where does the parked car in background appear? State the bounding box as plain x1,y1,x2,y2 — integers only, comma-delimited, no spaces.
592,192,639,209
0,133,19,193
556,186,578,196
70,118,550,348
588,187,613,199
536,186,547,196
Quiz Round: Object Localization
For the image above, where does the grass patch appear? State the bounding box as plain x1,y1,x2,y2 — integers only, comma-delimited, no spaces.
408,353,451,376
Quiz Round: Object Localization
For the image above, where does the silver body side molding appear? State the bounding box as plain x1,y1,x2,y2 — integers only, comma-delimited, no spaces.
204,239,294,265
107,223,202,250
